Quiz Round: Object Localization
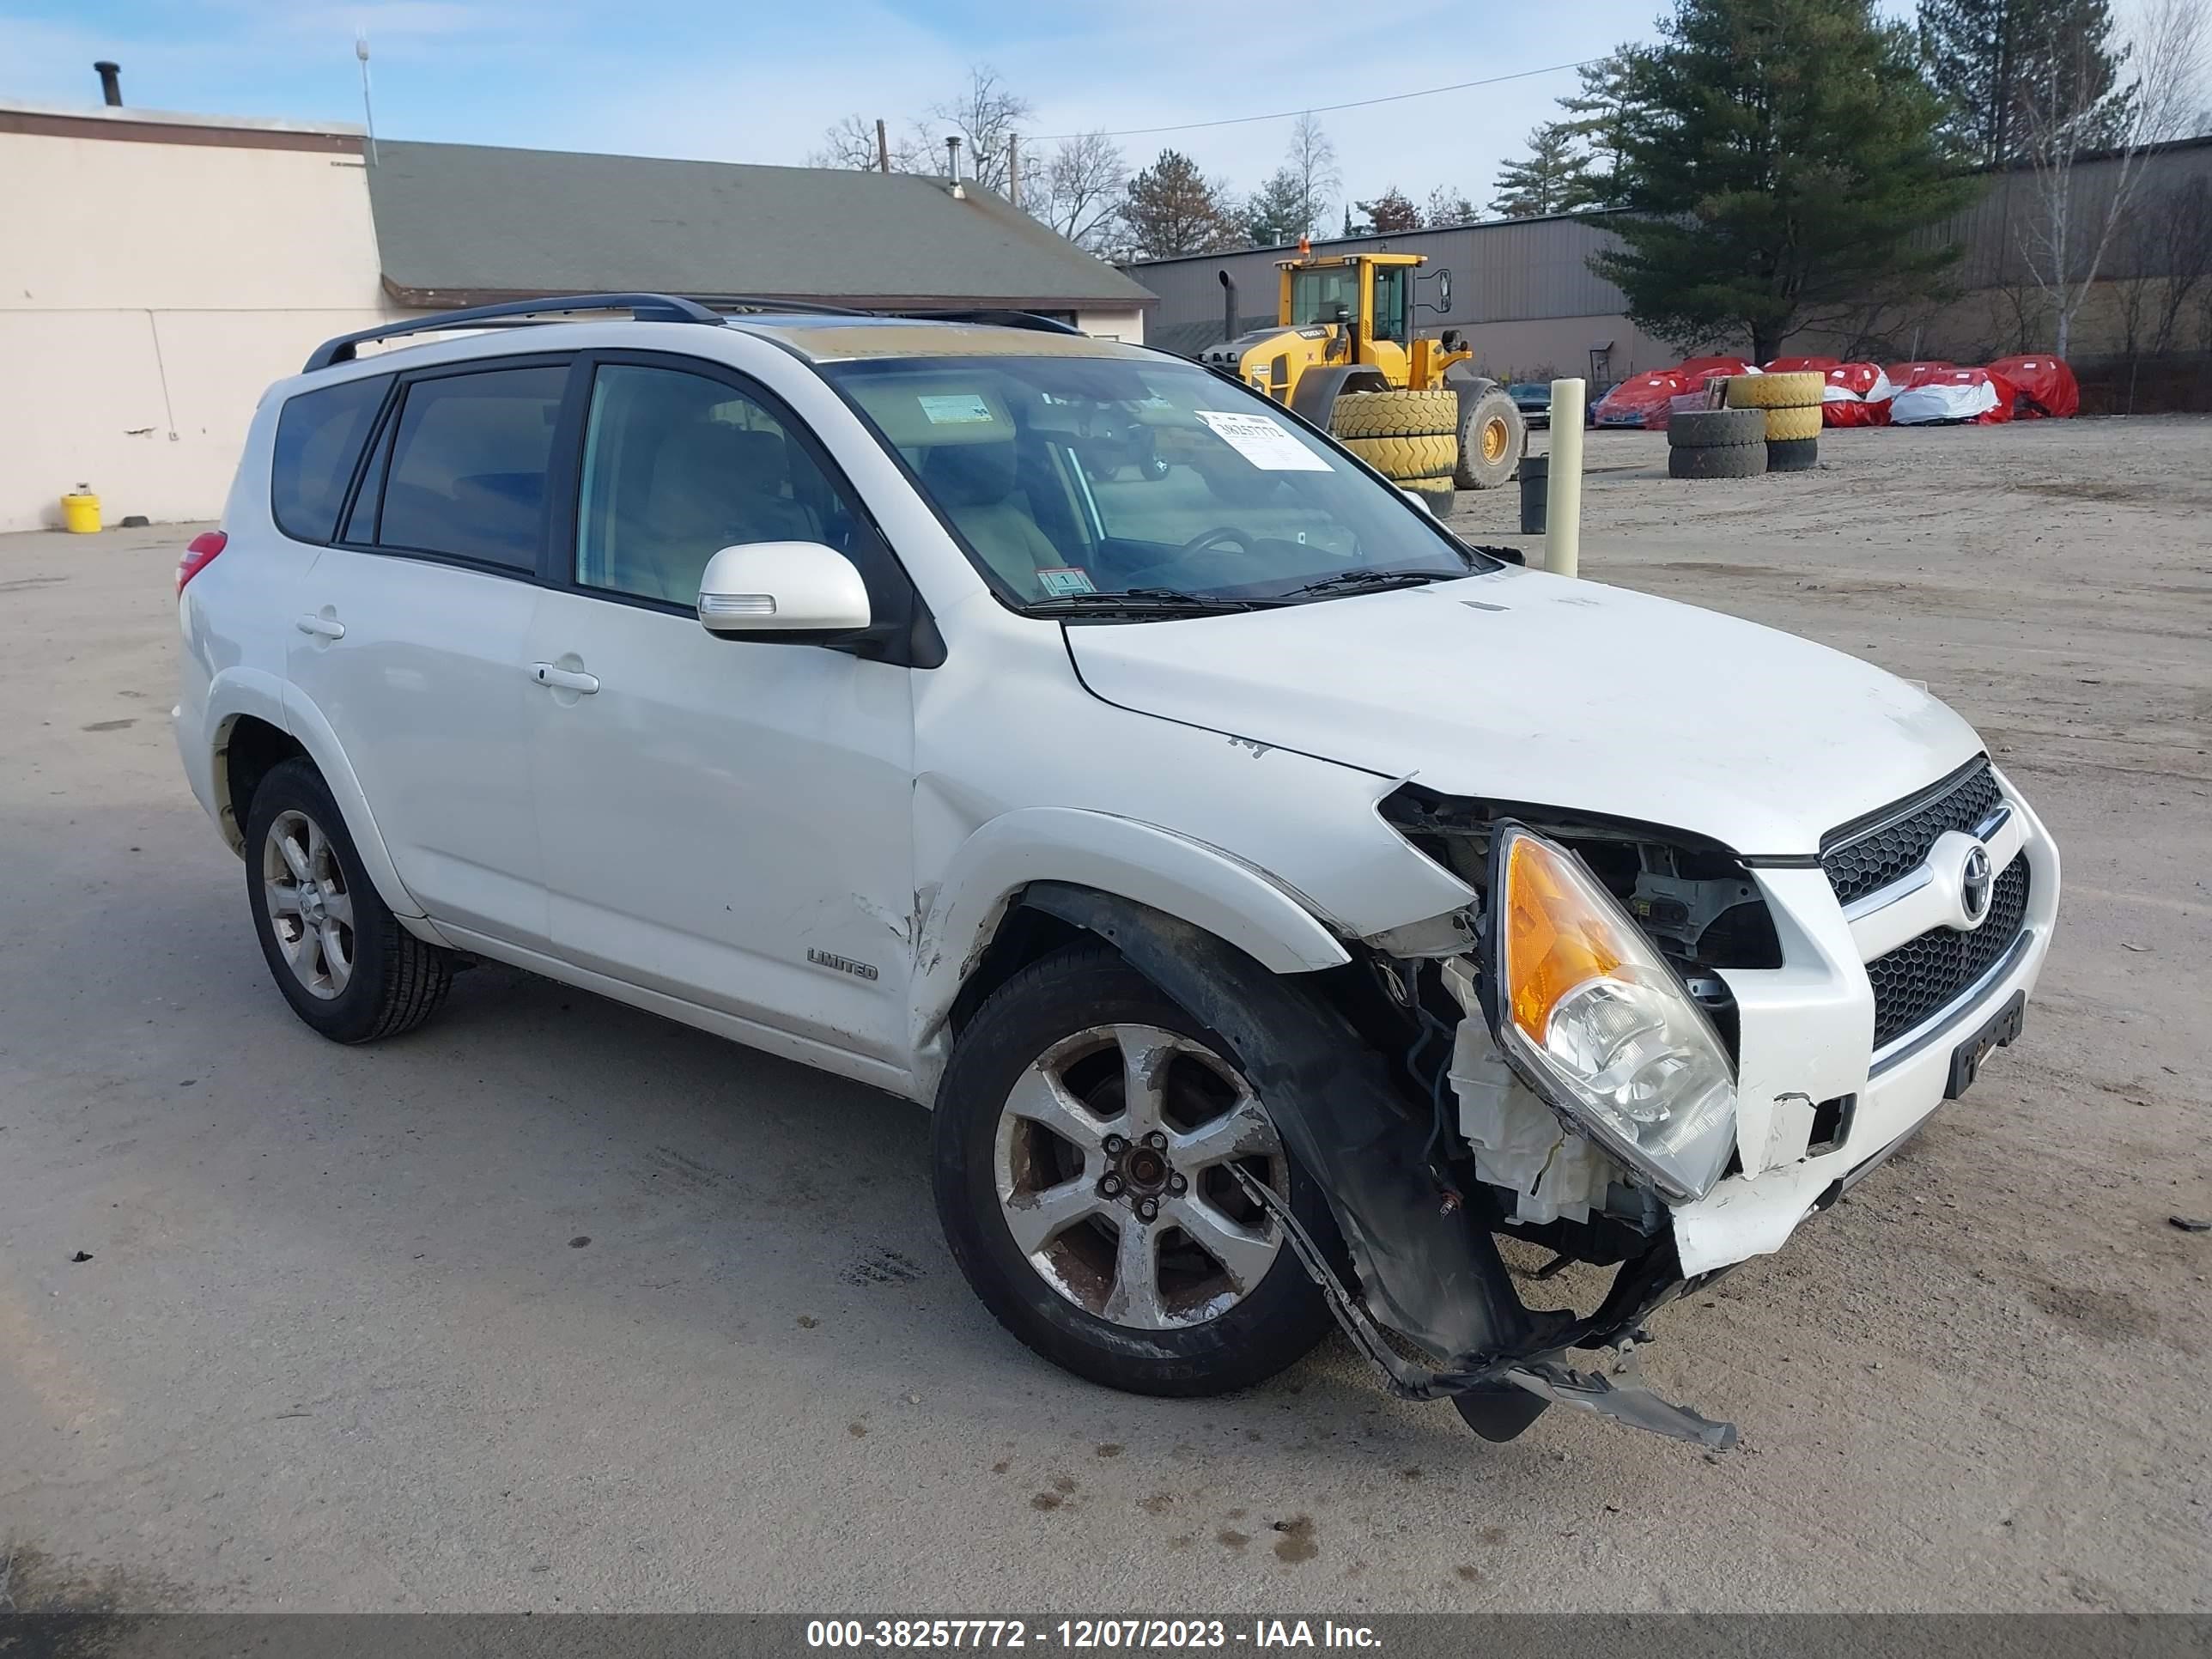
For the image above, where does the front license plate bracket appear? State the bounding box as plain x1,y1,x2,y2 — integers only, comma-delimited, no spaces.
1945,990,2026,1099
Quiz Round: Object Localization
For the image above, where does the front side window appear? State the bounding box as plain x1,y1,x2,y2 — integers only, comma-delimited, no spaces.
826,353,1485,611
270,374,388,544
1287,266,1359,326
1371,265,1409,344
574,364,860,606
376,365,567,569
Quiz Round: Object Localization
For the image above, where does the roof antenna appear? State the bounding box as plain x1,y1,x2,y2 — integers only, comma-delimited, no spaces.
355,30,378,165
945,135,964,199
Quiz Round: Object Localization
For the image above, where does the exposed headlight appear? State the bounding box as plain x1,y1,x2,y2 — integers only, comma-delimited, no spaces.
1485,824,1738,1200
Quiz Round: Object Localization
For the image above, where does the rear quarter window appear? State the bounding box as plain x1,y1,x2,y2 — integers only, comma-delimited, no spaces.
270,375,389,544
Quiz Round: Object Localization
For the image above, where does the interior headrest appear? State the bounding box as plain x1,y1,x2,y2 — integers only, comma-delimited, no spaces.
923,441,1018,507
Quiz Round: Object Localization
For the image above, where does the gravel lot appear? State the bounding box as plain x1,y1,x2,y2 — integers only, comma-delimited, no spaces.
3,416,2207,1614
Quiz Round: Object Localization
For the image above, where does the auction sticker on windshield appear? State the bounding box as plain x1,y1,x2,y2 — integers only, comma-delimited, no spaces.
920,393,996,424
1036,566,1097,597
1196,410,1332,471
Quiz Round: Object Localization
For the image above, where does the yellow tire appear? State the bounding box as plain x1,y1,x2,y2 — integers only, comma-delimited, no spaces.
1340,432,1458,482
1725,372,1826,410
1330,389,1459,440
1762,403,1825,442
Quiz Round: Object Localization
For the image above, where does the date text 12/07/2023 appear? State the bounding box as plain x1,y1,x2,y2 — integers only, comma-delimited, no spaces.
805,1619,1382,1650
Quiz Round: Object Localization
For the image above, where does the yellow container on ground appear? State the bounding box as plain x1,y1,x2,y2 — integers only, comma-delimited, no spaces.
61,489,101,534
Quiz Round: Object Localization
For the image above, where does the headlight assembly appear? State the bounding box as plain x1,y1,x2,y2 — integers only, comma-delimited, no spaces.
1483,823,1739,1200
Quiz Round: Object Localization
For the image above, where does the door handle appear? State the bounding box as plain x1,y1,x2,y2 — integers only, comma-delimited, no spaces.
531,662,600,695
295,613,346,640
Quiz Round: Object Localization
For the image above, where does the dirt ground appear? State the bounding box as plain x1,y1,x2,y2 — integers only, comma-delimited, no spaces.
1,416,2207,1615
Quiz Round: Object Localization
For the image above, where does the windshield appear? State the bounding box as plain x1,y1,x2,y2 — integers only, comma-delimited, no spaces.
823,354,1485,611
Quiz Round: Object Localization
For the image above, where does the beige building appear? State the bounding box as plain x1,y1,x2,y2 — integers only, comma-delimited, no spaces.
0,97,1154,533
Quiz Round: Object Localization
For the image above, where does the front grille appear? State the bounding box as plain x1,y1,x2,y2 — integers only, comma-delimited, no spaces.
1867,856,2030,1047
1822,761,2002,908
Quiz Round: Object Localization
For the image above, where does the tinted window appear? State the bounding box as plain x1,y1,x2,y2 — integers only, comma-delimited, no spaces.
575,364,864,605
270,375,388,544
376,366,568,569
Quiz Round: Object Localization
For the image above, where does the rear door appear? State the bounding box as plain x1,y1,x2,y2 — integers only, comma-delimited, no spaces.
285,356,570,951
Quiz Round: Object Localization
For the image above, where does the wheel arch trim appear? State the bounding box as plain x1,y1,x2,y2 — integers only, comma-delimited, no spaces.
272,683,428,920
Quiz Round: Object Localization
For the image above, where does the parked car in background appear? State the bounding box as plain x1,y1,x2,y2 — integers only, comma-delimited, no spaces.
175,295,2062,1453
1508,382,1551,429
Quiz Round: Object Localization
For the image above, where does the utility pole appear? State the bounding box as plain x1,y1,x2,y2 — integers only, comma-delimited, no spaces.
875,118,890,175
1007,133,1019,209
355,32,378,166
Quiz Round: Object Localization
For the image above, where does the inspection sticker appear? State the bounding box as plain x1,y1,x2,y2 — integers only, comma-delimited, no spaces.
1036,566,1097,597
918,393,996,424
1195,410,1331,471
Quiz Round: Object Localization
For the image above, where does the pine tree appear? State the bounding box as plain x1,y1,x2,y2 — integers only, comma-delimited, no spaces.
1243,167,1309,246
1121,150,1243,260
1920,0,2133,165
1489,122,1599,217
1559,50,1641,206
1591,0,1978,362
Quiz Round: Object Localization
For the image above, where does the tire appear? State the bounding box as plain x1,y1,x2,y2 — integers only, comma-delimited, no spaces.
1724,371,1826,410
933,944,1334,1397
1760,403,1825,442
1339,431,1457,483
1766,435,1820,471
1328,388,1458,439
1669,441,1766,480
1454,388,1523,489
1407,483,1455,518
243,758,453,1043
1668,408,1767,448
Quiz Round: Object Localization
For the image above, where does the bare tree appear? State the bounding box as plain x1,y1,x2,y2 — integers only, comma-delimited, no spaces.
1285,112,1340,240
809,112,929,173
1030,131,1128,254
1422,185,1479,227
929,65,1033,192
2017,0,2209,355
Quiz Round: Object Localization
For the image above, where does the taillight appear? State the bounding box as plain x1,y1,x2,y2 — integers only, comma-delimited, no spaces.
177,531,227,594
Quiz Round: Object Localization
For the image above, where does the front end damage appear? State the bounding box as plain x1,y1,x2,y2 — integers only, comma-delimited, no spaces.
1020,796,1774,1449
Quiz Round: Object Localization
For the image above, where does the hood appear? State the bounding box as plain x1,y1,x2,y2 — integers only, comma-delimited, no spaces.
1064,568,1983,856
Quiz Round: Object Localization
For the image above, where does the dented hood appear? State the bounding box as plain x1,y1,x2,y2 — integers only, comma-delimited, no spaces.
1065,567,1983,856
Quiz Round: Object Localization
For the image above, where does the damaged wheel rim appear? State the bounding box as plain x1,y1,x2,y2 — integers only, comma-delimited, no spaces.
994,1024,1286,1330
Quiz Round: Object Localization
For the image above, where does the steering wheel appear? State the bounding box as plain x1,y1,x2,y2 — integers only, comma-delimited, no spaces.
1181,526,1254,556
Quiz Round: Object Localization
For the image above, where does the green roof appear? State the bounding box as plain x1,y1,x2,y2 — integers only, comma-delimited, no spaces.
366,140,1156,314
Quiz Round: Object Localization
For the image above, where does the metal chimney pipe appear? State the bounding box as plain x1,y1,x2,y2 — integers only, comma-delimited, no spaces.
1218,269,1238,342
94,61,123,106
945,135,962,182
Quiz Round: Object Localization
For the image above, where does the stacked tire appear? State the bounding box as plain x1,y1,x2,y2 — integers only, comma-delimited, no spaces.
1332,390,1458,514
1667,407,1767,479
1724,371,1824,471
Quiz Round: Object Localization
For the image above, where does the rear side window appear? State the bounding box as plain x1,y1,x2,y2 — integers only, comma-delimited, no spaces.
374,366,568,569
270,375,388,544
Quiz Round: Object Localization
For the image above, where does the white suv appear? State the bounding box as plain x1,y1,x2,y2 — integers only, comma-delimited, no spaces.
176,295,2060,1448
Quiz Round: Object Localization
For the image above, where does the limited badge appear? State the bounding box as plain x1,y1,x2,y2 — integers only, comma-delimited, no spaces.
1036,567,1097,597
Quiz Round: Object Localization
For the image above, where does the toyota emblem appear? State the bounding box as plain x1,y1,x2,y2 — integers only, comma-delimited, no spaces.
1959,842,1994,928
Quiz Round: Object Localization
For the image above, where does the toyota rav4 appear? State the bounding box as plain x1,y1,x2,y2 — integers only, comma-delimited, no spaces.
174,295,2060,1448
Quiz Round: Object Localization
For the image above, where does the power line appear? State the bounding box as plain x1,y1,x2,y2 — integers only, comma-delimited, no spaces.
1028,58,1600,143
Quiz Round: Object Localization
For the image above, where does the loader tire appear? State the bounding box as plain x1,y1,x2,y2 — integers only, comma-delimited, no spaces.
1454,388,1523,490
1669,441,1765,480
1725,371,1826,410
1760,403,1825,442
1407,483,1455,518
1340,431,1458,483
1766,435,1820,472
1329,389,1458,440
1668,408,1768,448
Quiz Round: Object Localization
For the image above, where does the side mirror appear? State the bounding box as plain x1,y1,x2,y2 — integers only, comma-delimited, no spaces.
1437,269,1452,312
696,542,871,639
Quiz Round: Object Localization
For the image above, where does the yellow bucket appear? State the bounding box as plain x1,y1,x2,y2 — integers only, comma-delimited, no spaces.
62,488,101,535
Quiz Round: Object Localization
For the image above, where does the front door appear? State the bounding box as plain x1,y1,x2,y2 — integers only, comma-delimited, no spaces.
523,358,916,1063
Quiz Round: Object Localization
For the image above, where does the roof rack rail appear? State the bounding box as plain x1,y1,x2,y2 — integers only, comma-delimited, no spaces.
708,295,868,317
302,293,724,373
892,309,1084,335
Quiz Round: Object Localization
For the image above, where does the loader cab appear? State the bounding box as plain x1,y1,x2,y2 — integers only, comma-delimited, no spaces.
1279,252,1425,389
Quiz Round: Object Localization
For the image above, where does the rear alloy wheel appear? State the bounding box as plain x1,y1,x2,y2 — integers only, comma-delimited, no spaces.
244,759,453,1043
934,945,1333,1395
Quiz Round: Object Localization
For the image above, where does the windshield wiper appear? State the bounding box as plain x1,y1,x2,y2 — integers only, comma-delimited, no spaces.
1026,586,1283,617
1276,568,1450,599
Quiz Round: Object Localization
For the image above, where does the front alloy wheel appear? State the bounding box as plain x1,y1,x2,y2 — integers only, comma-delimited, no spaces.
935,945,1334,1397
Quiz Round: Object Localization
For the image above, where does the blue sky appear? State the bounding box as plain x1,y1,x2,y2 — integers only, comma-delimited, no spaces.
3,1,1898,215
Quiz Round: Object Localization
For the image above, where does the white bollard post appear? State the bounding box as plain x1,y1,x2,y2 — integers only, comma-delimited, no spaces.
1545,378,1585,577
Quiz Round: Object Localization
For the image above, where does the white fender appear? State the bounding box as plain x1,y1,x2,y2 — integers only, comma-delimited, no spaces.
911,805,1350,1055
276,682,427,919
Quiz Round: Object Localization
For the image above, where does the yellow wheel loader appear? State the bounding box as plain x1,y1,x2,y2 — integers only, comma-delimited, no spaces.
1196,249,1523,511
